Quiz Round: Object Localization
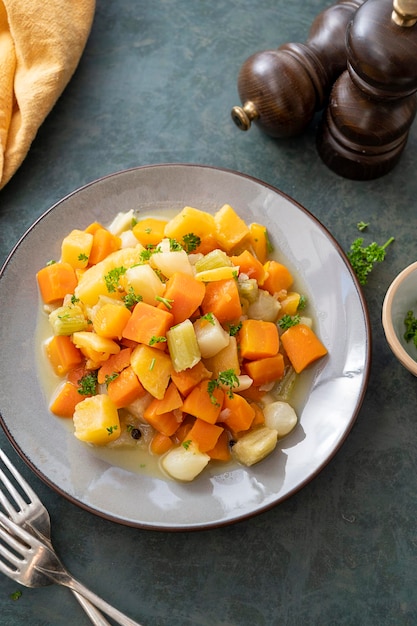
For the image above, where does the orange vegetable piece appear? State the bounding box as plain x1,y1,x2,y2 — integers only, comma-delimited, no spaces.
97,347,132,384
280,323,328,373
93,303,132,339
133,217,168,247
187,418,224,452
243,353,285,386
250,402,265,427
122,301,174,346
249,223,269,264
36,262,78,304
84,221,104,235
67,361,91,386
195,234,219,255
171,361,212,396
143,403,182,437
238,319,279,360
46,335,83,376
174,415,195,443
201,279,242,324
146,381,183,416
203,336,240,378
263,260,293,295
206,430,231,462
88,228,121,265
182,380,224,424
107,366,146,408
50,381,84,417
157,272,206,325
220,393,255,433
231,250,266,283
150,432,174,455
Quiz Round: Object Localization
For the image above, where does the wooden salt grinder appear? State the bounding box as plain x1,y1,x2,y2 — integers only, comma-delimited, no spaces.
231,0,364,138
317,0,417,179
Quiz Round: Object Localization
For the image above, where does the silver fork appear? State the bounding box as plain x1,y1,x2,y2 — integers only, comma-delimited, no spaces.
0,449,110,626
0,453,142,626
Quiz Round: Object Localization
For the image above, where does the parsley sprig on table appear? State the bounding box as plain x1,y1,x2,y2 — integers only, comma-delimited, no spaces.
347,234,394,286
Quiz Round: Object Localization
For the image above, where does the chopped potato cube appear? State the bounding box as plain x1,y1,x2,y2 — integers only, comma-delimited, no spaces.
73,395,120,445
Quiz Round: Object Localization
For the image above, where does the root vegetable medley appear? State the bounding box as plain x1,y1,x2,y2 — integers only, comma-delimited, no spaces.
36,204,328,481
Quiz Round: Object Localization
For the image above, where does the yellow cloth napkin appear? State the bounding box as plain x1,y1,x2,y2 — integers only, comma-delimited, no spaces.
0,0,95,189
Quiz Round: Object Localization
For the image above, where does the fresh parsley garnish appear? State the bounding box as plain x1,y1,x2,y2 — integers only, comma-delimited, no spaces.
77,371,98,396
217,369,239,398
297,295,307,311
347,237,394,285
106,425,118,435
149,335,167,346
104,266,127,293
404,310,417,348
123,288,142,310
78,253,89,262
104,372,119,387
278,314,300,330
182,439,192,450
228,322,242,337
357,221,369,232
155,296,174,310
200,312,215,325
169,238,183,251
182,233,201,253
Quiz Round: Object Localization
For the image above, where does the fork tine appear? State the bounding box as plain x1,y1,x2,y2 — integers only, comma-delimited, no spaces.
0,524,26,570
0,510,34,549
0,449,38,506
0,467,27,515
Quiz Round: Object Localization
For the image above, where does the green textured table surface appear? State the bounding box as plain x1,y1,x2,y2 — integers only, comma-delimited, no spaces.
1,1,417,624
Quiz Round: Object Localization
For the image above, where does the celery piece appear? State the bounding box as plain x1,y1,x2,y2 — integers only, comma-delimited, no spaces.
194,249,233,274
237,277,259,303
49,304,89,336
167,319,201,372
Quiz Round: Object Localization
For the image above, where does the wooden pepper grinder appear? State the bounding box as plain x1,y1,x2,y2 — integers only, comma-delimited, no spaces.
317,0,417,179
231,0,364,138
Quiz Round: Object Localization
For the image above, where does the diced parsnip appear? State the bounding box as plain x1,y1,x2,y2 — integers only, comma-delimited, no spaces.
151,246,193,278
161,442,210,481
107,209,136,236
75,245,145,306
232,426,278,466
214,204,250,252
167,319,201,372
247,289,281,322
130,344,173,400
235,375,253,392
73,394,120,445
119,229,139,249
49,303,89,335
193,314,230,358
194,249,233,273
262,401,297,438
61,229,93,269
124,263,166,304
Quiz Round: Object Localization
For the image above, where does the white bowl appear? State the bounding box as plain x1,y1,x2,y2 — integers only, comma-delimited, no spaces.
382,261,417,376
0,164,370,530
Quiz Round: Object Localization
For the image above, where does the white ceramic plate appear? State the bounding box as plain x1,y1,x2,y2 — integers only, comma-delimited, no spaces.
0,164,370,530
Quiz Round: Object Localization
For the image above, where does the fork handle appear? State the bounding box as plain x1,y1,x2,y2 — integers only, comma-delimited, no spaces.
73,590,113,626
59,575,142,626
